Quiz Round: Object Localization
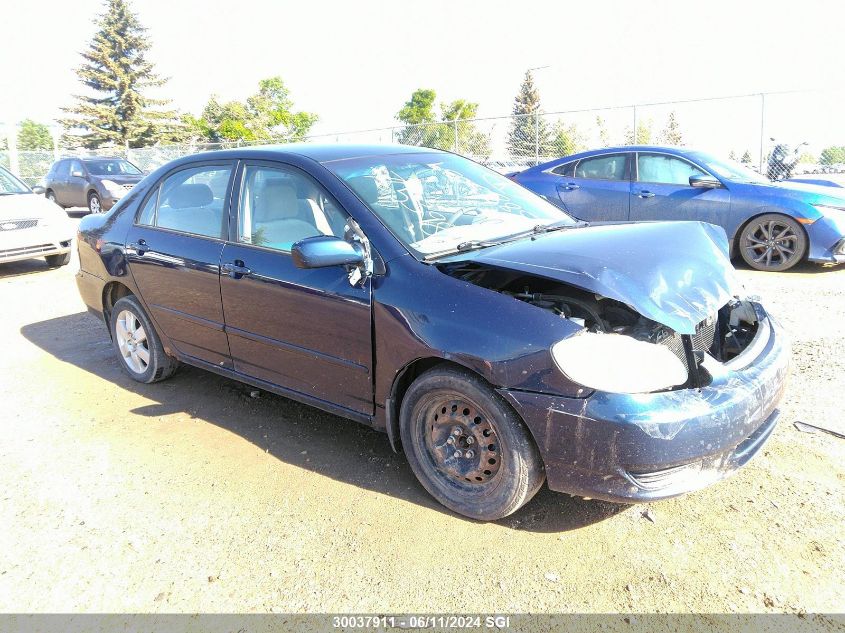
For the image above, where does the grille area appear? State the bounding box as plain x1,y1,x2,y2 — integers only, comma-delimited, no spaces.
0,219,38,231
658,314,718,387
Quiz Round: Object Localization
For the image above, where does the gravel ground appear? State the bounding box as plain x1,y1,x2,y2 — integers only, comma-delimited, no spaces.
0,223,843,618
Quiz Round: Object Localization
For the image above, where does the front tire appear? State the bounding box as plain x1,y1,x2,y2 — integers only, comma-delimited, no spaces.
45,253,70,267
109,295,178,383
88,192,103,214
738,213,807,272
46,190,64,208
399,366,544,521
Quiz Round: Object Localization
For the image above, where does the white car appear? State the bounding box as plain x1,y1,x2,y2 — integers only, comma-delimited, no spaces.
0,166,75,267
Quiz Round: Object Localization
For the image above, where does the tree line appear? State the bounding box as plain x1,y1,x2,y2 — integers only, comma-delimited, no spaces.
10,0,843,167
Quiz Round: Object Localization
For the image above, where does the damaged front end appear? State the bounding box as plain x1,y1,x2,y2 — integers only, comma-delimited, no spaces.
442,260,762,394
436,221,789,502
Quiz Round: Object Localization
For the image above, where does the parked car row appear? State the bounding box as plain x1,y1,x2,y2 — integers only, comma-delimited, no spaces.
512,145,845,271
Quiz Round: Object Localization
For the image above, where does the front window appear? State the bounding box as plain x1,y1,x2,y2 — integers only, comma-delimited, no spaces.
325,152,575,258
690,152,769,184
0,168,31,195
84,159,142,176
637,153,706,186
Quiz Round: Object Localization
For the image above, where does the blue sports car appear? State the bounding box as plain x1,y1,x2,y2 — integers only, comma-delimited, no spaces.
513,146,845,271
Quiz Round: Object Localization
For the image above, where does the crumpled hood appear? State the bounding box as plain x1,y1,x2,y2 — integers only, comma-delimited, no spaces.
449,221,742,335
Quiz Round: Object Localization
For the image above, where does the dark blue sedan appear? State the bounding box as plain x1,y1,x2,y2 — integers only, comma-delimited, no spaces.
75,144,787,520
513,145,845,271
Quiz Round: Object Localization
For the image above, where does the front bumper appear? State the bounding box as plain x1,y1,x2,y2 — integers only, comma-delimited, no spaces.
0,226,74,264
500,306,789,503
806,213,845,263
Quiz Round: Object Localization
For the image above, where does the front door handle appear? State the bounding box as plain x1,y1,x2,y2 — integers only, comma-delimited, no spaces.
222,261,252,279
636,190,656,198
127,239,149,255
560,183,580,191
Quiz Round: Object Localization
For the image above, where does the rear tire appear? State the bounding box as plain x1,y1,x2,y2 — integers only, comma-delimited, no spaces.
738,213,807,271
45,253,70,267
399,366,544,521
109,295,178,383
88,192,103,214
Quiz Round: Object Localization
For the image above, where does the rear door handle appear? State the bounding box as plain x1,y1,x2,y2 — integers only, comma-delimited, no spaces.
222,261,252,279
127,239,149,255
636,190,655,198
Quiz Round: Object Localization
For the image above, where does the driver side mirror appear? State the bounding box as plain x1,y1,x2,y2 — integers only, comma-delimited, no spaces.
291,235,365,269
31,185,45,195
689,174,722,189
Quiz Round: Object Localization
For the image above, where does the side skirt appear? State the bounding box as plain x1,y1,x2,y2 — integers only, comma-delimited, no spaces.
171,351,376,428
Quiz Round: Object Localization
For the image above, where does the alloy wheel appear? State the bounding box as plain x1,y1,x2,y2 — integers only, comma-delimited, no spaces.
89,195,101,214
115,309,150,374
742,219,800,269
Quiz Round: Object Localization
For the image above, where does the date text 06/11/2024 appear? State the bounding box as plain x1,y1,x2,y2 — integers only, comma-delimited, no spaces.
331,615,512,629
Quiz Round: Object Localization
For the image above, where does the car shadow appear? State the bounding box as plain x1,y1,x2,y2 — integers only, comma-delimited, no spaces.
0,258,64,279
732,259,844,274
21,311,629,532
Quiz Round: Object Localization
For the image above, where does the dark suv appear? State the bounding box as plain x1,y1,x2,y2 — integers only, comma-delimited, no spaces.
44,157,144,213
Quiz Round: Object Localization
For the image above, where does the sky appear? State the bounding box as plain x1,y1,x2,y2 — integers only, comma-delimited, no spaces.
2,0,844,157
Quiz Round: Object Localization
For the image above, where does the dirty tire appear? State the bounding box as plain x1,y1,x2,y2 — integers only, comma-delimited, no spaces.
45,253,70,267
400,366,544,521
739,213,807,272
109,295,178,383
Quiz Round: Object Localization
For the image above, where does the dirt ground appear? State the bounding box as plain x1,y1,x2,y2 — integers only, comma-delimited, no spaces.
0,220,843,617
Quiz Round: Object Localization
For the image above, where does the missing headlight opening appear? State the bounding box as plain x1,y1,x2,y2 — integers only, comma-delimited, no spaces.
443,263,759,391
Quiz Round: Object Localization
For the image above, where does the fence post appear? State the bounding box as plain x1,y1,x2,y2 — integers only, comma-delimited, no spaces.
758,93,766,173
6,122,20,176
534,112,539,165
51,126,61,161
453,119,459,153
632,105,638,144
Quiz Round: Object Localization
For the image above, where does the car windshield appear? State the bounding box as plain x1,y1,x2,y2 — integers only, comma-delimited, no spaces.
0,168,31,195
84,159,142,176
325,152,575,258
692,153,770,184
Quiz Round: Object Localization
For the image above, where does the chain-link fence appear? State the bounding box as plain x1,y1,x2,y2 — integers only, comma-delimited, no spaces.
4,89,844,187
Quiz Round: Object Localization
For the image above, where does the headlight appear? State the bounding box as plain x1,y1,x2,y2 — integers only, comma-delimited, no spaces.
102,179,125,196
551,332,688,394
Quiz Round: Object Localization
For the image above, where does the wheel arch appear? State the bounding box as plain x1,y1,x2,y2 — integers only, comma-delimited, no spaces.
385,357,525,455
102,281,134,334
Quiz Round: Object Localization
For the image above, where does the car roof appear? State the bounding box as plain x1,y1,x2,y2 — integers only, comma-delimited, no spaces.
175,143,445,165
529,145,696,172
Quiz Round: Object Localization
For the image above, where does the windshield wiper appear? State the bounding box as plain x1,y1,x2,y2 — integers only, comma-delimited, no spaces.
532,219,588,234
422,239,502,261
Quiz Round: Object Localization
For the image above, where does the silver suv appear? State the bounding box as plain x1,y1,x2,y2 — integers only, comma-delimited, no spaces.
44,157,144,213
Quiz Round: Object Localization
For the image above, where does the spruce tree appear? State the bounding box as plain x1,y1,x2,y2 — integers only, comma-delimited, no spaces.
659,111,683,146
507,71,552,161
61,0,177,148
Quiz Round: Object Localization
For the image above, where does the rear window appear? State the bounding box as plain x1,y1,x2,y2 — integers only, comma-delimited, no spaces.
551,161,576,177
